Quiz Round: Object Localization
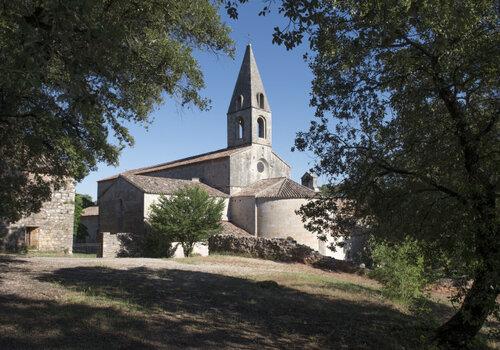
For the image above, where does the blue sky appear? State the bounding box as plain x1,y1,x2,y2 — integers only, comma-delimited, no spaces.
77,3,320,200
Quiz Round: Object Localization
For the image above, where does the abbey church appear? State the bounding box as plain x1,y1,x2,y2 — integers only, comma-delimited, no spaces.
94,45,345,259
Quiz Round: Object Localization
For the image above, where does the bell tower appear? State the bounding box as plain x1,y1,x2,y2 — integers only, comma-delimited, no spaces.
227,44,272,148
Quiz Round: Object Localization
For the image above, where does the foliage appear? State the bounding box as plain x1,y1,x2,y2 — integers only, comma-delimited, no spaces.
0,0,233,222
73,193,94,241
227,1,498,346
142,229,177,259
148,186,225,257
369,237,429,304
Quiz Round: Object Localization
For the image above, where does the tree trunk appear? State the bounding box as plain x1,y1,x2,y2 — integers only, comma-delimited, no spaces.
183,243,194,257
435,260,498,348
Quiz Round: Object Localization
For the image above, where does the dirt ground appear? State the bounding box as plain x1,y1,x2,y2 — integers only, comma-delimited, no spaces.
0,254,497,349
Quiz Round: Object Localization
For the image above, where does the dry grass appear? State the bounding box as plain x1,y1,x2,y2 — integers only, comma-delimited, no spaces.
0,254,496,349
23,251,97,258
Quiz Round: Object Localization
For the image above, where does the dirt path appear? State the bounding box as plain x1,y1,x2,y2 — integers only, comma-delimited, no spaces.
0,254,494,350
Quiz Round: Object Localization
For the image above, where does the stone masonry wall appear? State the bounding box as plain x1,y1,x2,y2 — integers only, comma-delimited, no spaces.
1,181,75,253
208,234,359,273
208,234,322,263
97,232,121,258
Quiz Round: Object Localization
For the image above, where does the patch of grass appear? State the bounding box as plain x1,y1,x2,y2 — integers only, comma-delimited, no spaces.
172,253,262,266
23,251,97,258
252,271,384,303
64,286,143,312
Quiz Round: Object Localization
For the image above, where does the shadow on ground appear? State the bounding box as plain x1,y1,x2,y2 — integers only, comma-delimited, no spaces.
0,265,439,349
0,255,29,282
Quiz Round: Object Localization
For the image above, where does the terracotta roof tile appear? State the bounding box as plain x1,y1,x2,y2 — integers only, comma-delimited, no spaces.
233,177,317,199
81,206,99,216
221,221,252,236
122,174,229,197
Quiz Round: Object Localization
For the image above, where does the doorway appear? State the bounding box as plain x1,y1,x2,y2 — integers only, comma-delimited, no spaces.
25,227,40,249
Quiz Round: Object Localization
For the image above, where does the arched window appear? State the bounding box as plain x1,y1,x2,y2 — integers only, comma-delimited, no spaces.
237,117,244,139
257,93,265,109
257,117,266,138
236,95,244,109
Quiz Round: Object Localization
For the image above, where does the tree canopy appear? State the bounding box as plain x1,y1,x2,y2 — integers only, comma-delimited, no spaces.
227,0,498,347
0,0,233,222
148,186,225,257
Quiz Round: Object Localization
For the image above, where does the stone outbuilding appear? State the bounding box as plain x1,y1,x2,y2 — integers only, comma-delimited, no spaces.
95,45,355,259
1,181,75,253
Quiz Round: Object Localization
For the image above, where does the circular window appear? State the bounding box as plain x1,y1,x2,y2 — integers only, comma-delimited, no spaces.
257,162,265,173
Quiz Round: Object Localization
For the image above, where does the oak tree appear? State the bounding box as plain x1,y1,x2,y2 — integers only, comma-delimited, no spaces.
0,0,233,222
227,1,498,347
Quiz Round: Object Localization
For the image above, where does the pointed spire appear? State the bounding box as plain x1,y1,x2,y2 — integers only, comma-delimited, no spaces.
228,45,270,114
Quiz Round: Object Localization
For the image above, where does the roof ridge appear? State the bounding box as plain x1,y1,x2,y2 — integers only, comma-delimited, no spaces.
134,145,249,175
120,173,229,197
275,178,288,196
98,145,250,182
254,177,286,196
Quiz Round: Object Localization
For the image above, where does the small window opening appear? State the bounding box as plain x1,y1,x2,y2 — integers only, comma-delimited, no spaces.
257,93,265,109
257,117,266,138
236,95,244,109
237,117,244,139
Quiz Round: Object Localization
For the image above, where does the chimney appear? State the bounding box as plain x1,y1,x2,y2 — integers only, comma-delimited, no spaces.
301,172,319,192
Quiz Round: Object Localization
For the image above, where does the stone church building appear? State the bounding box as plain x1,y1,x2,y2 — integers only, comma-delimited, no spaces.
96,45,346,258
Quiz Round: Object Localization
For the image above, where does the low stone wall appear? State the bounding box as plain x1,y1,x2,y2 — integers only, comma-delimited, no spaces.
208,234,360,273
208,235,322,263
97,232,208,258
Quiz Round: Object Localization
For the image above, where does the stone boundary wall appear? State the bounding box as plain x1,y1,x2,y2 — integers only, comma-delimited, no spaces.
209,234,360,273
97,232,122,258
208,234,322,263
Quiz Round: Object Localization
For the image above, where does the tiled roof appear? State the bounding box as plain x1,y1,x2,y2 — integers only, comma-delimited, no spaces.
122,174,229,197
81,206,99,216
98,146,250,182
221,221,252,236
233,177,317,199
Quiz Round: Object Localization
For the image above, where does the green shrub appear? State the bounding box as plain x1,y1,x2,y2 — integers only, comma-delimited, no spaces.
369,237,429,304
142,230,177,258
148,186,225,257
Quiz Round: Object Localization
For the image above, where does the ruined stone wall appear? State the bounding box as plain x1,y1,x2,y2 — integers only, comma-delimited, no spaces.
208,234,322,263
97,232,122,258
1,181,75,253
